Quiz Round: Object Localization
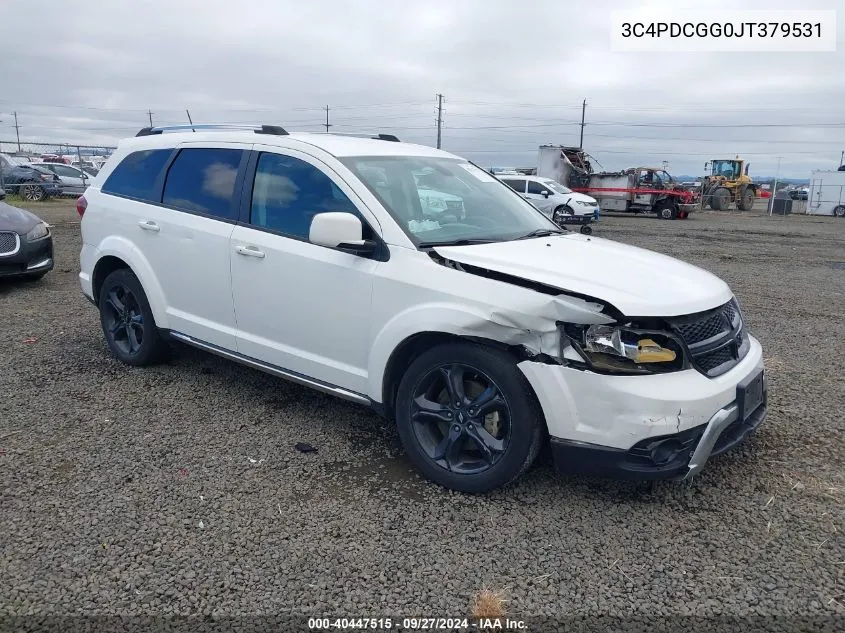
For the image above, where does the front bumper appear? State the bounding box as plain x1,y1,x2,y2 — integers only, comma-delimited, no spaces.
518,334,766,480
0,233,54,278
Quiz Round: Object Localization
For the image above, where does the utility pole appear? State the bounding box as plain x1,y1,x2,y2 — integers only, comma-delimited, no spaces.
13,111,21,152
436,93,444,149
186,109,195,132
323,105,331,133
840,150,844,167
579,99,586,149
148,110,154,127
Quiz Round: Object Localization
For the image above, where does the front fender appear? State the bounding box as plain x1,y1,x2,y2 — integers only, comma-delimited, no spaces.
93,235,169,328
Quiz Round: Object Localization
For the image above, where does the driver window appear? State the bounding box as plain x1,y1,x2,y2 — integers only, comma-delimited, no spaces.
526,181,549,195
250,152,362,240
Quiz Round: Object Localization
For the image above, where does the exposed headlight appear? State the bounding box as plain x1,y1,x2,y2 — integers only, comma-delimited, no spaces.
562,323,687,374
26,222,50,241
576,200,595,206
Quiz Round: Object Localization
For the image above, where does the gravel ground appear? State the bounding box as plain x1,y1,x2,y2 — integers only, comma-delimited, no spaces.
1,201,843,629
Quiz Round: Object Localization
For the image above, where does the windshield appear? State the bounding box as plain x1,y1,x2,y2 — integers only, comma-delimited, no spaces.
712,160,739,179
340,156,558,246
544,180,571,194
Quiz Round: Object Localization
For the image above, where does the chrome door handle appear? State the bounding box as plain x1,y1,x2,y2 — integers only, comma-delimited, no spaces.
138,220,160,232
235,245,265,259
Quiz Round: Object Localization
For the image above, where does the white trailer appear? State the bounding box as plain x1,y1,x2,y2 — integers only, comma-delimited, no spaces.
806,170,845,216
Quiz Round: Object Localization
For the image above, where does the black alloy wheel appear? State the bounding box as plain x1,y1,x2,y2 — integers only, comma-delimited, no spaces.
410,363,511,475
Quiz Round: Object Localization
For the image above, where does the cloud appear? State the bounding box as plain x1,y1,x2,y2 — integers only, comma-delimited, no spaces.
0,0,841,177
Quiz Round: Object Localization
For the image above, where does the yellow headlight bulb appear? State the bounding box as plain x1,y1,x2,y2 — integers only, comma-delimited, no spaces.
633,338,677,363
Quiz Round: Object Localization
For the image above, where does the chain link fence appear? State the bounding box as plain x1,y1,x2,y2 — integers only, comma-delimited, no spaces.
1,140,116,201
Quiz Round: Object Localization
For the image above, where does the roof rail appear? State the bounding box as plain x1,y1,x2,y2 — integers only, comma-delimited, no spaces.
135,124,288,137
328,132,401,142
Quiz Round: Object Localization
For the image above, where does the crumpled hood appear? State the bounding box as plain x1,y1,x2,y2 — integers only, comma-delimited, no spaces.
0,202,41,234
434,233,733,317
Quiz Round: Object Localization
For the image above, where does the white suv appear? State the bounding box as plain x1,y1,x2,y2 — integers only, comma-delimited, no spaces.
78,124,766,493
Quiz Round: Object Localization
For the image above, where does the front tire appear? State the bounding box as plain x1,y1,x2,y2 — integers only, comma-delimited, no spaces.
711,187,730,211
657,203,677,220
552,205,573,226
833,205,845,218
395,342,544,493
98,269,168,366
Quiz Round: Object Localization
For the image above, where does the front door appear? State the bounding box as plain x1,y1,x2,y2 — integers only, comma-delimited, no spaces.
230,147,379,395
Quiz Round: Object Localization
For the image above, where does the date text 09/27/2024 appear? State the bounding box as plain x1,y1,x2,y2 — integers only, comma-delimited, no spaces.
307,617,528,630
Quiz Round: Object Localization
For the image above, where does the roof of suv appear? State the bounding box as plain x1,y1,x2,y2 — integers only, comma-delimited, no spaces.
116,130,459,160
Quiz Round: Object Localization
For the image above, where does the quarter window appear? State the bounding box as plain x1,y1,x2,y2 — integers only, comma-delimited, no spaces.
502,179,527,193
101,149,172,202
162,148,243,220
249,153,358,239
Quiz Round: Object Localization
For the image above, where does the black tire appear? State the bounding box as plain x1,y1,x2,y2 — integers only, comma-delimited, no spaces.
552,205,573,226
20,183,45,202
711,187,730,211
833,205,845,218
580,225,592,235
395,342,544,493
656,203,678,220
98,268,168,366
737,187,754,211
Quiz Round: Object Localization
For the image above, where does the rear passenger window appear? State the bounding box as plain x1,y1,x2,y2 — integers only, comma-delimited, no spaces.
102,149,172,202
249,152,358,239
162,148,243,220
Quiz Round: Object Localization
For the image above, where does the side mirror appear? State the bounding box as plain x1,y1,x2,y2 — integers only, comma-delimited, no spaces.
309,212,376,255
542,190,551,198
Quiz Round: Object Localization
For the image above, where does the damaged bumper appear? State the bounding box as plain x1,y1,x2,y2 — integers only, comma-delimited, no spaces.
518,334,766,480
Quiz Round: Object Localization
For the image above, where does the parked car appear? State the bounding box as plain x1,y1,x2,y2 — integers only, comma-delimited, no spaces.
78,125,766,493
40,162,94,195
789,187,808,201
500,175,597,233
0,201,54,280
1,157,64,201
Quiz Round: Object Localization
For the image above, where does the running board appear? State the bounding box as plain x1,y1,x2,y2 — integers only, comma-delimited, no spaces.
168,331,370,405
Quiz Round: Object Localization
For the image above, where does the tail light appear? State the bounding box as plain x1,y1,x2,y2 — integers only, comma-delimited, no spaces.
76,195,87,217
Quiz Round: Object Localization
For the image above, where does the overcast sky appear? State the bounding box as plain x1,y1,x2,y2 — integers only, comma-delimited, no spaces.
0,0,841,177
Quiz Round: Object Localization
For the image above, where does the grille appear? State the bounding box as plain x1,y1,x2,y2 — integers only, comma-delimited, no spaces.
696,345,735,373
669,299,748,377
674,311,727,344
0,231,18,255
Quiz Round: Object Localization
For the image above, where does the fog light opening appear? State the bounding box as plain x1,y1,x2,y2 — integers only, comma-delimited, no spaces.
650,439,685,466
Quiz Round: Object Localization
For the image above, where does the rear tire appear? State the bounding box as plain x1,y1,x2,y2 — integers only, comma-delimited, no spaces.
20,183,45,202
394,342,544,493
580,225,592,234
833,205,845,218
738,187,754,211
98,268,168,366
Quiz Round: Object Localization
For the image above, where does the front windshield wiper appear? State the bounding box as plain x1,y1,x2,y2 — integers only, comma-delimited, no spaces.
418,238,499,248
513,228,567,241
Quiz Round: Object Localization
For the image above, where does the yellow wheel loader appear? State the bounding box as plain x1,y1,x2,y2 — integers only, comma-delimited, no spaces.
702,157,758,211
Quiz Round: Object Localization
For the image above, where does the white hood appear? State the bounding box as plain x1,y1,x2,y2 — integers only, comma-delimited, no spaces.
434,234,733,317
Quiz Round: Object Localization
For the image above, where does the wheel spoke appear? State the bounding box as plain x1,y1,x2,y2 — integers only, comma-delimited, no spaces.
439,365,466,405
411,394,451,425
432,424,463,469
108,321,123,335
105,289,125,315
466,424,505,464
126,324,140,353
469,385,506,417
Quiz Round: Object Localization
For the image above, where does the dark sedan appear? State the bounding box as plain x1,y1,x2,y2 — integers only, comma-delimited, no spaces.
1,164,64,202
0,202,54,280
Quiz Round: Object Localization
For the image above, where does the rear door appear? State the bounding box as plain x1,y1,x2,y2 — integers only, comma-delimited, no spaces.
48,164,89,194
99,143,249,350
